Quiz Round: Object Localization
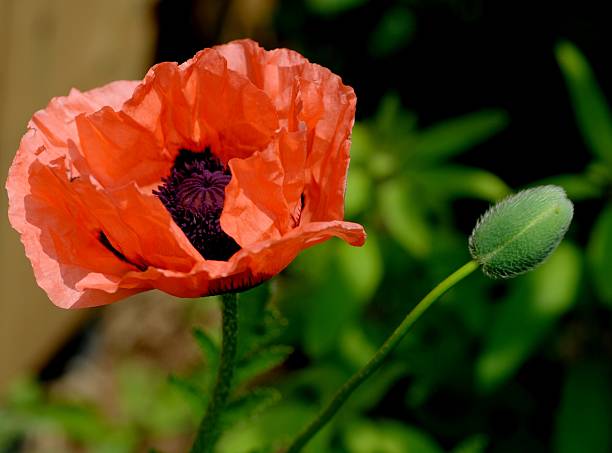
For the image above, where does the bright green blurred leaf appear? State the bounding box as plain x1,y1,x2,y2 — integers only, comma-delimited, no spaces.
370,151,398,180
193,327,219,372
337,231,383,302
0,408,20,451
345,167,373,217
298,243,362,357
379,179,431,257
5,377,44,406
375,93,403,135
587,204,612,307
237,283,278,355
556,40,612,163
217,420,265,453
476,242,581,392
224,387,282,426
369,7,415,57
537,173,603,200
411,110,508,164
1,378,137,451
219,400,329,453
374,93,417,139
421,165,510,201
117,362,194,434
585,161,612,186
343,419,443,453
350,123,375,165
303,282,357,357
256,305,289,349
554,361,612,453
87,431,136,453
452,435,488,453
35,404,111,443
168,374,206,407
235,345,293,386
339,325,377,369
306,0,368,16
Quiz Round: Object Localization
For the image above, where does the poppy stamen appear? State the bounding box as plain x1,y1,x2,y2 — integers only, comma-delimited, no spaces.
154,149,240,261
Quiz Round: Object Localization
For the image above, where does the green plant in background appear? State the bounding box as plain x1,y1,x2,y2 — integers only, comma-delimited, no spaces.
547,40,612,453
553,41,612,306
282,185,573,453
473,39,612,453
0,95,563,453
0,286,292,453
350,93,510,258
3,36,612,453
305,0,415,58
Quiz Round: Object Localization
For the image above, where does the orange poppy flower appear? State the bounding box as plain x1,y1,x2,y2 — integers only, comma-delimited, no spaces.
6,40,366,309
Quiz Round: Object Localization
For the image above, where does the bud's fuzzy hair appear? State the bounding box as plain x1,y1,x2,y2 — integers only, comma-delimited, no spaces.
469,185,574,279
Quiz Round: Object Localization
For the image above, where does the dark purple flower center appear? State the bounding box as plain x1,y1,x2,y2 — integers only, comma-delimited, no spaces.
154,149,240,261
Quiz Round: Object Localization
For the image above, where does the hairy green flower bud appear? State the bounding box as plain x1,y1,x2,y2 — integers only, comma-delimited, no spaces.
469,185,574,279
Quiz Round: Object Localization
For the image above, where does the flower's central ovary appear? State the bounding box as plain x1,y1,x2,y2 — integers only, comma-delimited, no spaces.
176,170,230,214
155,149,240,261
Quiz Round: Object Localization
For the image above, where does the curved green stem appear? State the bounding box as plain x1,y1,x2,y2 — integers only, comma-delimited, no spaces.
191,293,239,453
284,260,479,453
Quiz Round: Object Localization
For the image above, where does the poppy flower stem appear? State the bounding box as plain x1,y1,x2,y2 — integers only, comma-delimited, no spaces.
283,260,480,453
191,292,239,453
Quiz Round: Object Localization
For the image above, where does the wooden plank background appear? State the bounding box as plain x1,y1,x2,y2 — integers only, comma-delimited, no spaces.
0,0,157,392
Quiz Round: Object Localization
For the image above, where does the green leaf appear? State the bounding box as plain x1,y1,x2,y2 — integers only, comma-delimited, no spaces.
421,165,511,201
36,404,117,443
193,327,219,373
475,242,581,392
337,231,383,302
537,173,603,201
1,379,136,450
345,167,373,218
378,178,431,258
236,283,286,359
339,325,378,369
343,419,443,453
168,374,207,406
5,376,44,406
554,361,612,453
217,424,268,453
0,408,20,451
373,93,417,139
588,204,612,307
117,362,194,434
258,305,289,348
88,432,136,453
219,400,327,453
370,151,398,180
411,110,508,164
306,0,368,16
556,40,612,163
349,123,375,165
224,388,282,425
295,243,364,357
451,435,488,453
349,363,408,413
235,346,293,386
368,7,415,57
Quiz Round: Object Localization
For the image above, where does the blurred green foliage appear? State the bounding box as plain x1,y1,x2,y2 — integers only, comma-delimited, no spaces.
2,4,612,451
